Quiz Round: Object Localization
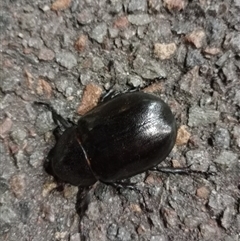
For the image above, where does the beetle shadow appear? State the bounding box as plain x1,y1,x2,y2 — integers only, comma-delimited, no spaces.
75,185,97,241
74,179,151,222
75,186,92,217
74,180,157,241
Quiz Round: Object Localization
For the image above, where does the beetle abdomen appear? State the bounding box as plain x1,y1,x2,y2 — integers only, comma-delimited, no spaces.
77,92,177,183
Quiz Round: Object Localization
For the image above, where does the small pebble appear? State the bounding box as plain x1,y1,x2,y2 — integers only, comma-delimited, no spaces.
176,125,191,145
163,0,186,11
214,151,238,167
200,221,220,240
172,159,182,168
63,185,78,199
233,125,240,147
90,23,107,43
128,14,153,26
36,79,52,98
77,9,94,25
180,66,203,97
161,207,178,227
186,149,210,172
74,35,88,52
51,0,71,11
154,43,177,60
56,51,77,69
117,227,131,241
150,235,168,241
18,33,23,38
113,16,129,29
0,117,13,138
29,151,44,168
208,191,235,215
38,48,55,61
85,201,100,221
128,75,143,87
145,173,162,185
0,178,9,196
108,28,119,38
41,204,55,222
107,223,118,239
77,84,102,115
188,106,220,127
55,232,68,240
137,224,146,235
143,82,164,93
196,186,210,199
128,0,147,12
221,206,235,229
40,5,50,12
204,47,221,56
129,204,142,213
186,49,206,67
185,29,206,48
42,181,57,197
0,205,17,223
9,174,25,198
133,56,166,79
10,128,27,145
70,233,81,241
213,128,230,149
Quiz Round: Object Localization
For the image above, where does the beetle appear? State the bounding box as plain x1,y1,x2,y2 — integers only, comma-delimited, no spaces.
44,91,177,187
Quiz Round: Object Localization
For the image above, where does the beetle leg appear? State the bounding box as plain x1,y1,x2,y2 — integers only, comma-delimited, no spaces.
52,126,63,140
34,101,75,139
104,181,136,191
151,166,192,174
151,166,215,178
100,78,159,103
76,186,92,217
100,86,140,102
43,146,57,177
100,89,120,102
76,186,92,241
34,101,73,127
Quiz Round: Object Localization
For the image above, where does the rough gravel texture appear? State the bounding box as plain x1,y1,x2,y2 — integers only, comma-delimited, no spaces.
0,0,240,241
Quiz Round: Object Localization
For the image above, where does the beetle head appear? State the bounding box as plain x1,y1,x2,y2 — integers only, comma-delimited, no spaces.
46,127,96,187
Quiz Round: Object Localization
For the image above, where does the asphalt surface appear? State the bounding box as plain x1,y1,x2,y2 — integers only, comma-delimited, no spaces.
0,0,240,241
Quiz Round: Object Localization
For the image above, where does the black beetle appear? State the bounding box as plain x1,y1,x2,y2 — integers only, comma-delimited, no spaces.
45,91,177,187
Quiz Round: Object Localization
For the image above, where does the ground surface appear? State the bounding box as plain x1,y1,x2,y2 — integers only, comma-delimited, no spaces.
0,0,240,241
